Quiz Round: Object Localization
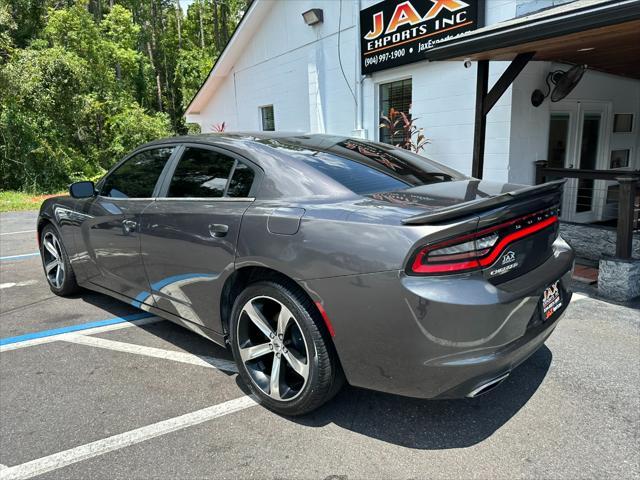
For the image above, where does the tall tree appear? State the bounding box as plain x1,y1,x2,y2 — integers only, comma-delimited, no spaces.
1,0,245,192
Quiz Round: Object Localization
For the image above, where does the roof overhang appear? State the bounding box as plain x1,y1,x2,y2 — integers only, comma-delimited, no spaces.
185,0,275,116
422,0,640,79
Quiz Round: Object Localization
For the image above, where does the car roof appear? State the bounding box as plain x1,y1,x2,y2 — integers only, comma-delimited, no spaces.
137,132,464,201
143,132,362,151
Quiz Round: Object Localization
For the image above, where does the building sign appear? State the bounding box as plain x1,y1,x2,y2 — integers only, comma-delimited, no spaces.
360,0,479,74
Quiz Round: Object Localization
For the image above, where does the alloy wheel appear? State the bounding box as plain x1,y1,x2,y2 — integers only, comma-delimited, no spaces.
236,296,310,401
42,231,65,289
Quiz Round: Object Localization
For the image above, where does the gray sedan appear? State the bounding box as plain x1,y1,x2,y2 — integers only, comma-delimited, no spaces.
37,133,574,415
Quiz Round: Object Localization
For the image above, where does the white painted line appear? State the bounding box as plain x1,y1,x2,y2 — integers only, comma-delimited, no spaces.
572,293,589,301
64,334,238,372
0,317,162,353
0,395,258,480
0,230,36,236
0,253,39,261
0,465,7,471
0,280,38,289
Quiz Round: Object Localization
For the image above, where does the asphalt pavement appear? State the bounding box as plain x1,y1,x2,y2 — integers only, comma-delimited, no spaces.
1,210,639,479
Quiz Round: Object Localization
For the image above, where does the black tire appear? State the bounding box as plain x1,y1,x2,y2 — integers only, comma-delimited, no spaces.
229,280,344,416
40,224,80,296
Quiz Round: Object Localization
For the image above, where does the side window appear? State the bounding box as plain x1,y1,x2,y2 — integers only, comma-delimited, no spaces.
227,162,255,197
100,147,174,198
168,147,235,198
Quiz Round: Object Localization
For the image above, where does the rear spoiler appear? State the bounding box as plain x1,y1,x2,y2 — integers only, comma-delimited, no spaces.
401,179,566,225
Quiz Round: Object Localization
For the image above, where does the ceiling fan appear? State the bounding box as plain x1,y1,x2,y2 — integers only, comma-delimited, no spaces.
531,64,587,107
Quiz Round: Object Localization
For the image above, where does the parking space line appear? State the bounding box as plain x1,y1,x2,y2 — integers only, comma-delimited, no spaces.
0,230,36,236
0,395,258,480
64,334,238,372
0,312,154,347
0,253,40,262
0,316,162,352
0,280,38,289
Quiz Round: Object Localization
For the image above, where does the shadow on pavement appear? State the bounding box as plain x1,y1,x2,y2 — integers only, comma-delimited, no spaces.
72,289,144,319
78,289,552,450
288,345,552,449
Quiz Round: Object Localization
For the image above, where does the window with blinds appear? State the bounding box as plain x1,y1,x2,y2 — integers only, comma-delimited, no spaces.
260,105,275,131
379,79,412,146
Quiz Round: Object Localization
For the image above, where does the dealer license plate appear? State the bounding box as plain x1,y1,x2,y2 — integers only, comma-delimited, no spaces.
541,280,562,321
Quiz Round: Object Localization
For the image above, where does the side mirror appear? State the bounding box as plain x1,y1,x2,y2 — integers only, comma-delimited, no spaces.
69,181,96,199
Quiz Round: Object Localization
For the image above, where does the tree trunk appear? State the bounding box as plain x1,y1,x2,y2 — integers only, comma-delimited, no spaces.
146,39,163,112
175,0,182,50
198,0,205,49
146,3,163,112
213,0,219,50
220,1,229,45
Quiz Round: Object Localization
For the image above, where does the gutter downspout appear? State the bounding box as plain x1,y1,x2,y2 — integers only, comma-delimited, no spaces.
353,0,366,138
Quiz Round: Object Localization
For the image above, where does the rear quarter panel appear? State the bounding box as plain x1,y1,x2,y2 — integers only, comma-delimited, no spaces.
236,201,442,280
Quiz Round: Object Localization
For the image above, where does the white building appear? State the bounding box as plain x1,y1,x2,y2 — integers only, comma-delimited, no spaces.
185,0,640,227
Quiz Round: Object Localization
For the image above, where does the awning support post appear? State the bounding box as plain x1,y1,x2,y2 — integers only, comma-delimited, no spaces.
472,60,489,179
471,52,536,179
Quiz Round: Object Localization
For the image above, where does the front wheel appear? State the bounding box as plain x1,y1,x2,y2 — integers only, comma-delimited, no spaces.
229,280,343,416
40,224,80,296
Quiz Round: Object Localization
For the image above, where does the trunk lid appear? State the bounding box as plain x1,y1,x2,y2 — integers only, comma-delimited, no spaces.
374,179,565,281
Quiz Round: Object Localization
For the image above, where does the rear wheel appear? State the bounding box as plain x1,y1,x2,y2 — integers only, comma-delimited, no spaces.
230,280,343,415
40,225,79,296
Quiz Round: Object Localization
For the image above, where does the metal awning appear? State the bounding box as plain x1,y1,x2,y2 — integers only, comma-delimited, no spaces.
424,0,640,178
425,0,640,79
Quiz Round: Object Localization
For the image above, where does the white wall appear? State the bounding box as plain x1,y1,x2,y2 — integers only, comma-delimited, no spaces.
195,0,525,151
197,0,359,135
508,61,553,185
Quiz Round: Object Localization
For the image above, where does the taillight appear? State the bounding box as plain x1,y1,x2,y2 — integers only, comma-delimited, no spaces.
410,208,558,275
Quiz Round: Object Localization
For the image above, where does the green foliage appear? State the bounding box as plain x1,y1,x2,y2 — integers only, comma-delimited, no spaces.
0,47,93,192
0,4,17,62
0,0,247,193
0,190,66,212
106,102,172,159
186,122,202,135
175,47,215,110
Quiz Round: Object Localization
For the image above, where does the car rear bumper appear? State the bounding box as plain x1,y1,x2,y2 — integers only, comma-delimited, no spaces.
304,237,574,399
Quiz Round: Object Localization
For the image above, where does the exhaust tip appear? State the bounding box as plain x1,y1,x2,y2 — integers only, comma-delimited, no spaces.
467,372,510,398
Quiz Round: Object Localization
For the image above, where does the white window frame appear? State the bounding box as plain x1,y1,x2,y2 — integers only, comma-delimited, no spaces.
259,105,275,131
374,75,413,143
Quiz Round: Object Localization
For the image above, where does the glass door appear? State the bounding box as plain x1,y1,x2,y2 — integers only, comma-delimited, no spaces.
549,101,611,223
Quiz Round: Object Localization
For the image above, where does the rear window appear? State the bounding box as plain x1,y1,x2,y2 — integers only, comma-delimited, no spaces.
297,140,458,195
300,153,409,195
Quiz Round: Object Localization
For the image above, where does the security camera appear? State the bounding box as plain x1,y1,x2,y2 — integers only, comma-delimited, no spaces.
463,58,472,68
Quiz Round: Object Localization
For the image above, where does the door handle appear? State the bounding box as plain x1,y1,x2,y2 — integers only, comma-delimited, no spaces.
122,219,137,233
209,224,229,238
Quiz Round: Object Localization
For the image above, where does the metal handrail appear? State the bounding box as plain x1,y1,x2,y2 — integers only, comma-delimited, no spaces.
534,160,639,260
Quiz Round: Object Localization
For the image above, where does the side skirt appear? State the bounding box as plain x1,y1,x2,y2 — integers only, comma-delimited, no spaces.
80,281,228,348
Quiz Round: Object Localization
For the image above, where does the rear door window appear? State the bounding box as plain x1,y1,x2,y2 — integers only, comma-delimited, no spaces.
167,148,235,198
227,162,255,197
100,147,174,198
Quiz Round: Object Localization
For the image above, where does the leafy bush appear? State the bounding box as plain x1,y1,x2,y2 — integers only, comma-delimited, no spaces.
106,103,172,159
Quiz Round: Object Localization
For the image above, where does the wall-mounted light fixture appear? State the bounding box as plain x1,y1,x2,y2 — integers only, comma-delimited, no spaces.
302,8,323,26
